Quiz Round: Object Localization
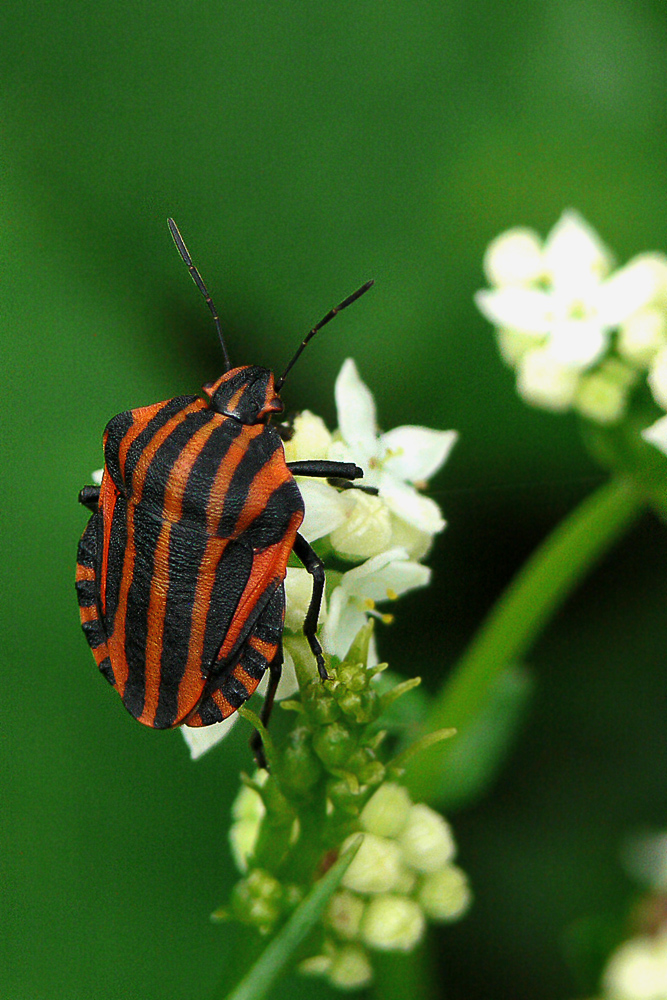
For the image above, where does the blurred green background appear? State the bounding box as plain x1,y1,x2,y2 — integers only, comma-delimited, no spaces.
2,3,666,998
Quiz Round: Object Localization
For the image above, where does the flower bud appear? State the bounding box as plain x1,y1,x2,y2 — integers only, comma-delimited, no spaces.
313,722,355,769
360,783,412,839
327,776,368,816
281,727,323,798
618,307,667,367
284,567,327,633
328,944,374,990
574,368,630,424
341,833,404,894
344,747,385,786
361,895,426,952
230,869,283,933
516,348,580,411
399,804,456,873
418,865,472,921
330,492,393,560
310,694,341,725
337,661,369,692
284,410,333,462
649,346,667,410
229,775,267,873
326,890,366,940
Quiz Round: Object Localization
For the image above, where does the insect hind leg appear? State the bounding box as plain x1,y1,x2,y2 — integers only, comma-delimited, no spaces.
292,533,328,682
76,516,116,687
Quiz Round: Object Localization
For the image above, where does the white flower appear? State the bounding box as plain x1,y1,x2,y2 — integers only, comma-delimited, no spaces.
477,211,667,372
360,895,426,952
602,929,667,1000
360,783,413,839
648,347,667,411
418,865,472,922
327,359,457,559
322,548,431,660
642,415,667,456
341,833,405,895
398,804,456,873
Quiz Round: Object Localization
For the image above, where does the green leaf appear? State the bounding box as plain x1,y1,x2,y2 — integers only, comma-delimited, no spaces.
219,837,363,1000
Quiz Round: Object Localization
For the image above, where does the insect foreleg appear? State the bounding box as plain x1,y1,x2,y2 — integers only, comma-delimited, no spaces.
286,460,363,481
292,532,328,682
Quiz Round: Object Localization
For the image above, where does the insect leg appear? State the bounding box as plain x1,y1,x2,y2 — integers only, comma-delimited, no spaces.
76,516,116,687
292,532,328,682
287,460,378,494
78,485,101,511
250,641,284,769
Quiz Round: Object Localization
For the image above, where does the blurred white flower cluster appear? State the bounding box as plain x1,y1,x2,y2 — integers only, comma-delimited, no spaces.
475,210,667,427
598,831,667,1000
183,359,456,759
230,780,471,991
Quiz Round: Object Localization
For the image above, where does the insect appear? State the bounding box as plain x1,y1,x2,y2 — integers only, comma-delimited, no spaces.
76,219,373,757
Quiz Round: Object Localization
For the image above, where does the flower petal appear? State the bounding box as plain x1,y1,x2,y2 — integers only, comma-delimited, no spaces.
516,347,580,411
543,209,613,288
283,410,333,462
297,479,347,541
597,253,667,327
181,715,240,760
335,359,380,459
642,414,667,455
483,227,544,286
379,475,446,534
474,288,552,336
380,426,458,483
548,319,608,368
322,587,367,659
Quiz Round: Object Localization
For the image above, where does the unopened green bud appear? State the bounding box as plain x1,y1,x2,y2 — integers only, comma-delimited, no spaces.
399,804,456,873
361,894,426,952
360,783,412,838
418,865,472,922
230,869,283,933
336,688,379,724
327,776,367,816
328,944,374,990
281,727,322,797
337,661,369,692
341,833,404,894
344,747,385,786
313,722,355,768
326,889,365,940
311,694,341,725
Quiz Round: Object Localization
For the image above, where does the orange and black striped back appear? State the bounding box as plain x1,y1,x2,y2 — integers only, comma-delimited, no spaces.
76,374,303,730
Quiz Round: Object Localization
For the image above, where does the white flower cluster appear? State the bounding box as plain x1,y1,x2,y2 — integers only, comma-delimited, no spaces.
597,830,667,1000
475,210,667,427
183,359,456,760
299,783,471,990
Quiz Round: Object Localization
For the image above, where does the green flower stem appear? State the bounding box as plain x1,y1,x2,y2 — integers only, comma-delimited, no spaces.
406,477,645,803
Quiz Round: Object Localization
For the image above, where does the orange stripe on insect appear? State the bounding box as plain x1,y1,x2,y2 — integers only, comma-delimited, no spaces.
139,419,220,726
110,407,193,697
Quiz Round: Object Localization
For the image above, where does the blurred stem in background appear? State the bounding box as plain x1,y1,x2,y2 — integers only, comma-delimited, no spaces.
406,476,645,806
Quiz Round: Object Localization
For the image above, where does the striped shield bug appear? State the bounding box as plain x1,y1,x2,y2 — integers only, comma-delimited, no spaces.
76,219,373,758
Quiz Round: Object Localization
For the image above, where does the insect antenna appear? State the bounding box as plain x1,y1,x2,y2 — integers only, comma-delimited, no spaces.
167,218,232,372
275,279,374,390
